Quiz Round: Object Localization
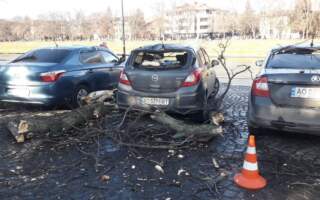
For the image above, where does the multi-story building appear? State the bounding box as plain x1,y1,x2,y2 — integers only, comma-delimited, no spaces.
164,2,218,39
259,14,300,39
114,17,132,40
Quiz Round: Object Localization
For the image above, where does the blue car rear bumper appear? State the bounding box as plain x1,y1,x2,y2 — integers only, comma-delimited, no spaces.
0,83,68,106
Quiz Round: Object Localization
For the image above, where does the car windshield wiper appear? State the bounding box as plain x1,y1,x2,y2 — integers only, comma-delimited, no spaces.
12,55,37,63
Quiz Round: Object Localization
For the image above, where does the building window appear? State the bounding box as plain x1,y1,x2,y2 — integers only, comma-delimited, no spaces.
200,18,208,22
200,25,209,30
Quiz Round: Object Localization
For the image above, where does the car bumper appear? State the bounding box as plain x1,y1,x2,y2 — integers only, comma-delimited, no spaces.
0,83,63,106
248,96,320,135
117,83,205,114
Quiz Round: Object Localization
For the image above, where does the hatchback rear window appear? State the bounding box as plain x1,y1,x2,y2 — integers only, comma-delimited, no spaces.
267,52,320,69
12,49,71,63
132,51,189,69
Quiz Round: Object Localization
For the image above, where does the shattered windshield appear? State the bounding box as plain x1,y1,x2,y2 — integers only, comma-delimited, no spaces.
132,51,189,69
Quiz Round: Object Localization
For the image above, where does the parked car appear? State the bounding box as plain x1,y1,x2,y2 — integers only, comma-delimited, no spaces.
248,45,320,135
117,44,219,118
0,46,124,107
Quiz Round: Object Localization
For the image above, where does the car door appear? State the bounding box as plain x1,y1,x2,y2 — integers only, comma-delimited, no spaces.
79,50,110,90
197,49,210,95
100,50,123,88
201,48,216,95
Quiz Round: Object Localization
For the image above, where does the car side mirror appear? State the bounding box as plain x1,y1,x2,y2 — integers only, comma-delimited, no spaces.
211,59,219,68
118,55,126,64
111,59,118,63
255,60,264,67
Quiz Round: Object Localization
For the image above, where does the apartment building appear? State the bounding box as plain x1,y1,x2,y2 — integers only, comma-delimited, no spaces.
164,2,217,39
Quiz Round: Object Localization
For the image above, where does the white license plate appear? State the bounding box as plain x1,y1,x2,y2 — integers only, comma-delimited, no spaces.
291,87,320,99
140,97,169,106
7,87,30,97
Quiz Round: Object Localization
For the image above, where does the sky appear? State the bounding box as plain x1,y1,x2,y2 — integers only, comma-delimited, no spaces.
0,0,296,20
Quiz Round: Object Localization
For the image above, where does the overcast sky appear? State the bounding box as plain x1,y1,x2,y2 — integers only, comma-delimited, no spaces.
0,0,296,19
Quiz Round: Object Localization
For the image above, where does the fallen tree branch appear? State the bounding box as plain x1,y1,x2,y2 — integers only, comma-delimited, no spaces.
212,38,252,111
82,90,115,104
7,103,115,143
150,111,223,141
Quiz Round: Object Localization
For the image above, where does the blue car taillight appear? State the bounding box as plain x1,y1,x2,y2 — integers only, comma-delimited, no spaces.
40,70,65,82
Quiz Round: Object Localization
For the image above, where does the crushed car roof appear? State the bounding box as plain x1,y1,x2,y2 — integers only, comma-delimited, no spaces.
133,43,200,52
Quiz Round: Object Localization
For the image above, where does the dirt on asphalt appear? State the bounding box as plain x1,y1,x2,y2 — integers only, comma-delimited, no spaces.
0,85,320,200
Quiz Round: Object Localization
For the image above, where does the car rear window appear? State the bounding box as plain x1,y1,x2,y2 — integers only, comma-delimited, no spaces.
12,49,71,63
267,52,320,69
132,51,189,69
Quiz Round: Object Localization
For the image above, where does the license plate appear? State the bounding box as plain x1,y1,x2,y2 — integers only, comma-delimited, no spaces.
139,97,169,106
7,87,30,97
291,87,320,99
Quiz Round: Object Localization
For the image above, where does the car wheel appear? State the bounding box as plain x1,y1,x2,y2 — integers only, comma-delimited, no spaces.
191,91,210,122
72,85,90,108
210,78,220,99
248,125,264,136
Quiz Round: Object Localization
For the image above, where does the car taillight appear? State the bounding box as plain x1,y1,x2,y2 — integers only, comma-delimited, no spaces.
182,69,202,87
252,76,269,97
40,70,65,82
119,70,131,85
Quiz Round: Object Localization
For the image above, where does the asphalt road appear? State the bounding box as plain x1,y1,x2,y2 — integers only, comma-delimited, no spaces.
0,86,320,200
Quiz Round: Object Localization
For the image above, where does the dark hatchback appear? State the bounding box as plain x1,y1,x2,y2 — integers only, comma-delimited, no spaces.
248,45,320,135
117,44,219,117
0,46,123,107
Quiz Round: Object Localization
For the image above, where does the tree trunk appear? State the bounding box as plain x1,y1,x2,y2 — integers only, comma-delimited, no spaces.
7,102,115,143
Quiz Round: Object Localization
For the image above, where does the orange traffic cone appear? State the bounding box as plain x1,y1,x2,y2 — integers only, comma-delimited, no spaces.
234,135,267,190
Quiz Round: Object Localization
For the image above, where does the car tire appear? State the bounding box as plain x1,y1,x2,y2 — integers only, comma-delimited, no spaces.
248,125,264,136
189,110,209,123
210,78,220,99
71,85,90,108
191,90,210,122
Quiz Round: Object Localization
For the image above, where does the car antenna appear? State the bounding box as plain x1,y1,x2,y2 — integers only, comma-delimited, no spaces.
54,39,58,47
161,37,165,50
311,33,315,47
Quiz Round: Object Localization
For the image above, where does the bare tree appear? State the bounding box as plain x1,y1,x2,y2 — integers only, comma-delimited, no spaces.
128,9,146,40
239,0,259,38
291,0,320,38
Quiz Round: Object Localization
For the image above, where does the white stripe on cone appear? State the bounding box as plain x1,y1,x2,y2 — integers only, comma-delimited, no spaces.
246,146,256,154
243,161,258,171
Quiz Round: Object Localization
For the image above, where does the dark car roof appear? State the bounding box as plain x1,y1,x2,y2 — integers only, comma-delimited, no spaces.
133,43,200,52
33,46,110,52
271,44,320,53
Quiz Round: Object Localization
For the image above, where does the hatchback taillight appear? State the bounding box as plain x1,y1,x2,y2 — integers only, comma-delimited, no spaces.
40,70,65,82
119,70,131,85
252,76,269,97
182,69,202,87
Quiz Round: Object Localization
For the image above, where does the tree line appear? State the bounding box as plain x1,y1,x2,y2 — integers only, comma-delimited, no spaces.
0,0,319,42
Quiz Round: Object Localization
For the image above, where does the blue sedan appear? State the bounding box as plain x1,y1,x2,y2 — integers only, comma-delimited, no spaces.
0,46,124,107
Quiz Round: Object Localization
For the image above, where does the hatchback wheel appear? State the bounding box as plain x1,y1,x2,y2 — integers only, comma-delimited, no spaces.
72,85,90,108
210,78,220,99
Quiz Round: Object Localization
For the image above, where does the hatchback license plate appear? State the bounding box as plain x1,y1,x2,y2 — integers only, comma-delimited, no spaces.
291,87,320,99
140,97,169,106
